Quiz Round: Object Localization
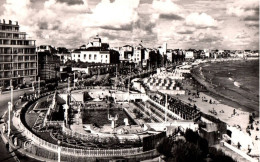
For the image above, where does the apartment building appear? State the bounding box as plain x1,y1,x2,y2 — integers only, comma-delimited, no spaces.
37,45,60,81
0,19,37,87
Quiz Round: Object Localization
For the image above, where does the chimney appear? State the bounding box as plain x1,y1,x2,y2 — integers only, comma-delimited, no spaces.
3,19,5,24
9,20,12,24
16,21,18,25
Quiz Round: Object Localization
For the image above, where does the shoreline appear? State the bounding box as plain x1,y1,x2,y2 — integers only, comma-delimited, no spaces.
190,59,259,117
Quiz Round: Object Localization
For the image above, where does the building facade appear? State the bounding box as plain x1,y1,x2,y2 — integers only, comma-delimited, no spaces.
119,45,134,63
56,47,71,65
71,36,119,64
37,45,60,81
131,44,144,64
185,50,196,59
0,19,37,87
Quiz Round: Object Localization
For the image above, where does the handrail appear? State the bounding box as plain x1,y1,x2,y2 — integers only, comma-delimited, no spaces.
18,96,143,157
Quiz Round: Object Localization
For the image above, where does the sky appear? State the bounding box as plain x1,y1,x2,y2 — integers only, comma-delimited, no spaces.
0,0,259,50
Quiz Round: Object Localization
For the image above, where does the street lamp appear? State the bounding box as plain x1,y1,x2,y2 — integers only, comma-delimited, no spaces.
38,77,40,98
165,94,168,123
7,102,12,137
67,77,70,93
57,140,61,162
73,72,75,89
10,80,13,111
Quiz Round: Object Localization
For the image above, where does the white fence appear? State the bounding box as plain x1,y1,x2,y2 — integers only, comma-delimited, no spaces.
19,102,143,157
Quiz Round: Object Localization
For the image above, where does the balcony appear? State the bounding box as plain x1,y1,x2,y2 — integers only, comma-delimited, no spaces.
0,41,35,48
0,29,23,33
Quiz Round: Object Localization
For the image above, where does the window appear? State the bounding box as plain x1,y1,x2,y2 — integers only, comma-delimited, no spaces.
94,54,97,60
89,54,91,60
78,54,80,58
18,56,23,61
106,55,108,58
25,56,29,61
84,54,86,59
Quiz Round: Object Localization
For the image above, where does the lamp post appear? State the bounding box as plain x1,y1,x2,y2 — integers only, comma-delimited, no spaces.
165,94,167,123
38,77,40,97
128,65,131,103
57,140,61,162
67,77,70,93
10,80,13,111
7,102,11,137
73,72,75,89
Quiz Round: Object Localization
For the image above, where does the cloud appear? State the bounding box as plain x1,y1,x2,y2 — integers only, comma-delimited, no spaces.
235,30,250,39
151,0,183,21
159,14,183,20
99,24,133,31
185,13,218,28
152,0,181,14
140,0,152,4
1,0,93,46
134,15,156,34
245,21,259,28
177,29,194,34
196,31,223,43
90,0,140,27
227,0,259,24
56,0,84,5
0,0,258,50
38,21,48,30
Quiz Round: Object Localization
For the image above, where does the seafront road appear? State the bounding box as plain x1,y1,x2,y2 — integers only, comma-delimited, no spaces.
0,83,67,162
0,88,33,162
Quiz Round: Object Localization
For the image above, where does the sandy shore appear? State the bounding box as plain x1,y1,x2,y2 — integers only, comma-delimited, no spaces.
177,60,259,157
191,61,259,116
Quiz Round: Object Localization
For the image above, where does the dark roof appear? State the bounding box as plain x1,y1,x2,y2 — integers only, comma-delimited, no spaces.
123,45,132,47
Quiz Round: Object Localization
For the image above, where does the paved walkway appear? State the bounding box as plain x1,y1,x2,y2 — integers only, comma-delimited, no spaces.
1,99,59,162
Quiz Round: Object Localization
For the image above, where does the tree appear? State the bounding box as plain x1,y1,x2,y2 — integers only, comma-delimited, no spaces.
170,140,203,162
156,129,234,162
156,137,174,158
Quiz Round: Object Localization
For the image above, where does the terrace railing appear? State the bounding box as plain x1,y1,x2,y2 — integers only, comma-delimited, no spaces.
18,101,144,157
43,91,57,127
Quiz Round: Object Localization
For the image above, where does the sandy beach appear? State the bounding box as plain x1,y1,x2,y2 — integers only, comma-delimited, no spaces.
177,59,259,157
191,60,259,116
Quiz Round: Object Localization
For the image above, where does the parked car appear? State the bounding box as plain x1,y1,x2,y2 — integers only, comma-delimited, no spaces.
16,84,26,89
5,86,11,91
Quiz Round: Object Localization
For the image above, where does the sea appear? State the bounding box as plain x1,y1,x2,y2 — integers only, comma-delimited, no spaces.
200,59,259,115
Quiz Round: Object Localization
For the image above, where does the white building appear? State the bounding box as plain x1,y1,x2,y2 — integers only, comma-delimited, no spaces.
130,44,144,64
185,50,195,59
166,50,173,62
158,42,167,55
204,49,210,58
71,36,119,64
